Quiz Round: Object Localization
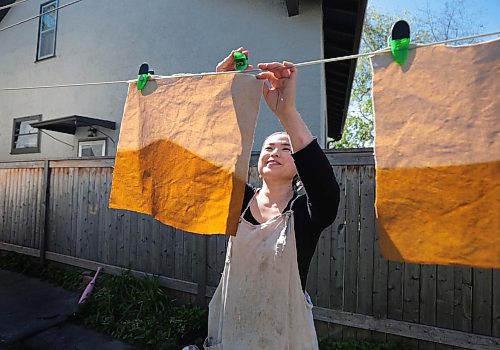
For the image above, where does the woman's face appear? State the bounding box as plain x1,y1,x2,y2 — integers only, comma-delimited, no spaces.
258,133,297,182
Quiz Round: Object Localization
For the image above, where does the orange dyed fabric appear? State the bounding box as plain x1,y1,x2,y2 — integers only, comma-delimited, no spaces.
110,74,262,235
372,39,500,268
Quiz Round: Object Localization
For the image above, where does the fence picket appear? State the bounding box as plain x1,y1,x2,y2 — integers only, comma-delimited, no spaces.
328,166,346,340
420,264,437,350
436,265,455,350
357,165,375,340
343,165,360,340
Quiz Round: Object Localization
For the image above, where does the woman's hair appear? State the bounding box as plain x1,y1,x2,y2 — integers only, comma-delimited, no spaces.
262,131,289,148
292,174,303,193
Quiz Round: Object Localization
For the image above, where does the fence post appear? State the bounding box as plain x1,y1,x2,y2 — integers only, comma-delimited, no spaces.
196,235,208,306
39,160,51,264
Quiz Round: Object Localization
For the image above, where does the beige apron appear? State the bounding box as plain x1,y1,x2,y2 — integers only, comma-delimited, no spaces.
204,195,319,349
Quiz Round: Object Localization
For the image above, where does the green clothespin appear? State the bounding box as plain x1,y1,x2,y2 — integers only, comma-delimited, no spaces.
233,52,248,71
389,20,411,65
137,62,154,91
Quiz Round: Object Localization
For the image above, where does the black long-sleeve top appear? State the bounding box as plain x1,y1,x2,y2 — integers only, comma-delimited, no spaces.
241,139,341,291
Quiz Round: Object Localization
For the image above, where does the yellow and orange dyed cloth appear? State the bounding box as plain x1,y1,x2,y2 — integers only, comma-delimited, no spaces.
372,39,500,269
110,74,262,235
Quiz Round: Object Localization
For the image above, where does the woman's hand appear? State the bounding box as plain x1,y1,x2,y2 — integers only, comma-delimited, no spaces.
256,61,297,119
216,47,254,72
257,61,313,152
216,52,312,151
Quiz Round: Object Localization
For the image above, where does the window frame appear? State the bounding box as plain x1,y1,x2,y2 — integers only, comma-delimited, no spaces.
11,115,42,155
78,138,107,158
36,0,59,61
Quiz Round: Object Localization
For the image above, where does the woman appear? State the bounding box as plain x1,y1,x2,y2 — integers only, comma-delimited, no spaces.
204,48,341,349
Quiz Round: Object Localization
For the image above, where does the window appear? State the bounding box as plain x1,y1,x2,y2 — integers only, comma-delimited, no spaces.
36,0,58,60
78,139,106,157
11,116,41,154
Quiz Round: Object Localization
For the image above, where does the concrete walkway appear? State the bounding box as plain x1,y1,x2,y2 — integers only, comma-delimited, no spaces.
0,269,135,350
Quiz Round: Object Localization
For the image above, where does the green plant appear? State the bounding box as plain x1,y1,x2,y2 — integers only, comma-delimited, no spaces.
0,251,208,349
75,271,208,349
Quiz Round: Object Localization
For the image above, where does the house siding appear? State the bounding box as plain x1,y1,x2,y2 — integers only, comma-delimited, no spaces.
0,0,326,161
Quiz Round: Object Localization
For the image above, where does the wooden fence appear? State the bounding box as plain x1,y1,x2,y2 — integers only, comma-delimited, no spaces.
0,151,499,350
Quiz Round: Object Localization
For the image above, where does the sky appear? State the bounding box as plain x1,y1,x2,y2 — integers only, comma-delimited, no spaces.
368,0,499,35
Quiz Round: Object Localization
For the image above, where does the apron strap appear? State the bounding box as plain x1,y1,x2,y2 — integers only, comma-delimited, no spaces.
241,188,259,218
288,192,301,210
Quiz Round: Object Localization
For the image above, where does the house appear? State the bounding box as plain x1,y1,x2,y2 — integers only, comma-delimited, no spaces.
0,0,366,161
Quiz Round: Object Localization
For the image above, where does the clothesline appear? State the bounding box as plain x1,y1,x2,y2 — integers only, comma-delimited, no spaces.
0,0,31,11
0,30,499,92
0,0,83,32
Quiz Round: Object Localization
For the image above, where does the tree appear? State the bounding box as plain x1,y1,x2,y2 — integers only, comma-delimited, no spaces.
329,1,483,149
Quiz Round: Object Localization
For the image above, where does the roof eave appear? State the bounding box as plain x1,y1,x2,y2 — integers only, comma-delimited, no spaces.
323,0,368,140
